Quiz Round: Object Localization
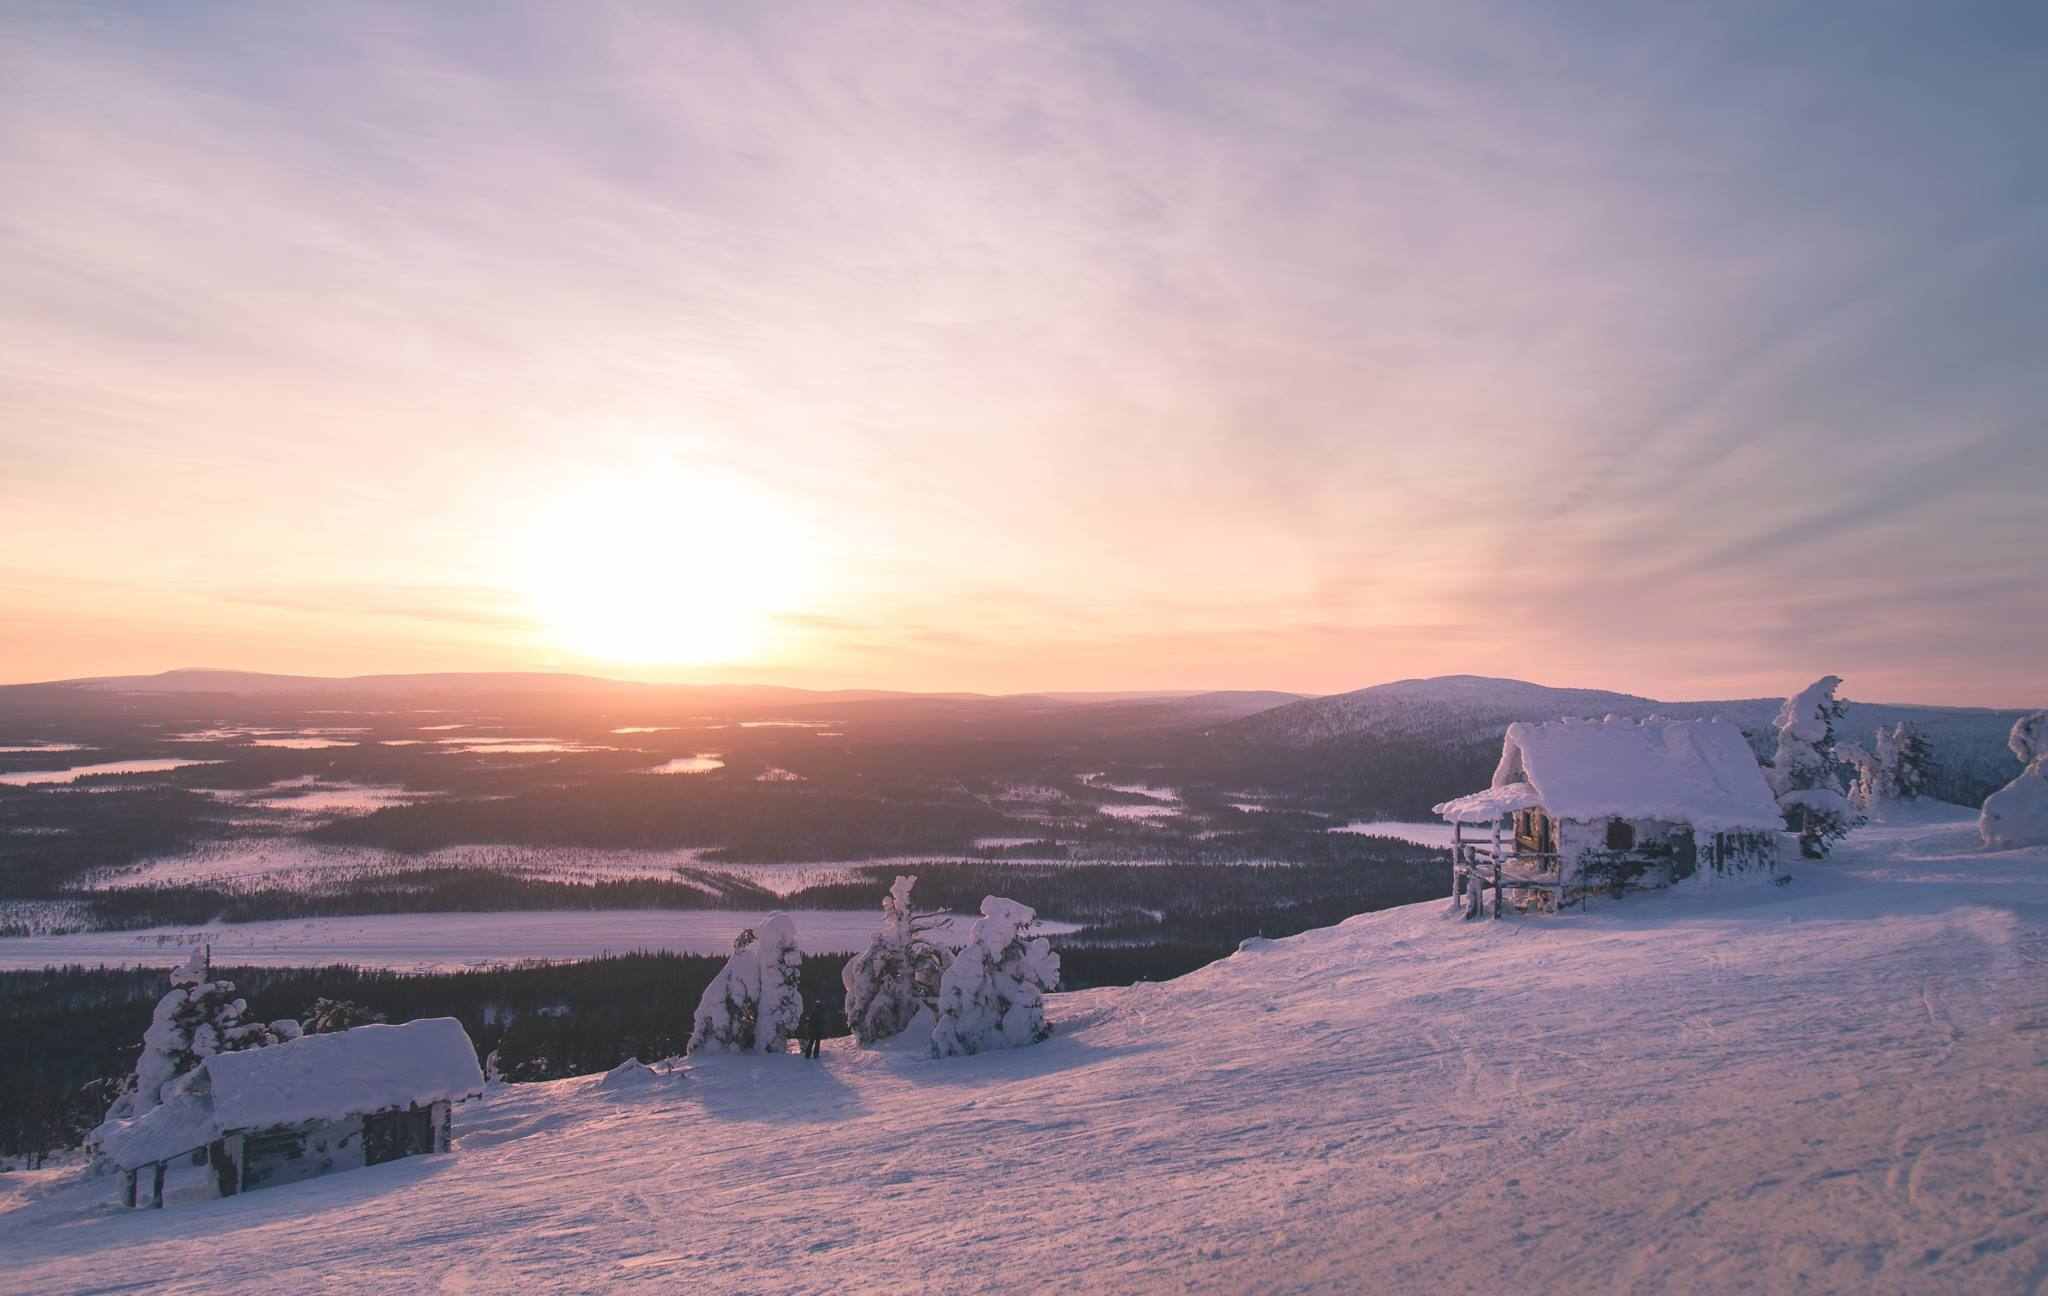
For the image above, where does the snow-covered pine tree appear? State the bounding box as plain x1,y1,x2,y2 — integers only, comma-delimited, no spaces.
841,875,953,1045
930,896,1060,1057
842,875,918,1045
93,946,300,1138
1767,676,1855,858
688,913,804,1055
1841,741,1878,812
303,997,386,1034
1851,721,1936,810
1893,723,1935,800
907,910,953,1012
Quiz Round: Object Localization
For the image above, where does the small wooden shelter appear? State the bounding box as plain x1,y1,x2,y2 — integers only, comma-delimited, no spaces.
1435,715,1783,917
100,1017,484,1207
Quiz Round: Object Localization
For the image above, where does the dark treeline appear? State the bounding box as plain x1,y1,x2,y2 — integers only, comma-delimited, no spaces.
0,787,233,897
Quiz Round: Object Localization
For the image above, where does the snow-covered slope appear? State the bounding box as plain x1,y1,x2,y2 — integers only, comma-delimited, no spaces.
5,805,2044,1294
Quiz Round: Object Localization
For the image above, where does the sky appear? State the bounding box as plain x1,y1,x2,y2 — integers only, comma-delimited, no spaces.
2,2,2043,705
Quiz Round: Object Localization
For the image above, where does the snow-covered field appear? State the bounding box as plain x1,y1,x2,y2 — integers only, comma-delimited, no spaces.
0,909,1082,971
4,805,2043,1293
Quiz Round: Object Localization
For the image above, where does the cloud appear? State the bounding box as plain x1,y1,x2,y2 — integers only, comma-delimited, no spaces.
0,2,2042,699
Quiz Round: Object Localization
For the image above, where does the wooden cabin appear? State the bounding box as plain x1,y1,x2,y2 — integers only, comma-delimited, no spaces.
100,1017,484,1207
1434,715,1783,917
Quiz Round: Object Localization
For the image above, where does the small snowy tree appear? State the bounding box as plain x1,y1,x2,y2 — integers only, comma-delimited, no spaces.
688,913,804,1055
1893,724,1935,800
1981,712,2048,849
841,875,953,1046
93,947,299,1140
1849,722,1935,810
930,897,1060,1057
1767,676,1855,858
302,997,385,1034
843,875,916,1045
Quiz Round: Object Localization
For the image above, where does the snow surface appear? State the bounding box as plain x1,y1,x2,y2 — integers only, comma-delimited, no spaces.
0,910,1084,971
1454,715,1781,831
5,807,2045,1293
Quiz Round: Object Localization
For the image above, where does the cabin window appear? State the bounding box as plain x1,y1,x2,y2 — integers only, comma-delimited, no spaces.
1606,820,1636,850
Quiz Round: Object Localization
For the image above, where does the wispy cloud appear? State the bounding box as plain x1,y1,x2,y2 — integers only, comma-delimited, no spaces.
1,2,2042,700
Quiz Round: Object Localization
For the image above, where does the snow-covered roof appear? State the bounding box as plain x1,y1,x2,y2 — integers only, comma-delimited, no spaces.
1434,782,1545,824
99,1018,483,1169
1433,715,1781,832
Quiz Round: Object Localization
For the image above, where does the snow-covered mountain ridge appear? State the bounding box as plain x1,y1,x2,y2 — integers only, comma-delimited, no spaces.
1220,675,2037,796
4,804,2043,1294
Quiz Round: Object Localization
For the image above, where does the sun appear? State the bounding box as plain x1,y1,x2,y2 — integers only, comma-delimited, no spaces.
517,467,813,667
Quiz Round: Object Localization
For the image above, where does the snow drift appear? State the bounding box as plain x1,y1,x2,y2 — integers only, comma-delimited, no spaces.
1980,710,2048,849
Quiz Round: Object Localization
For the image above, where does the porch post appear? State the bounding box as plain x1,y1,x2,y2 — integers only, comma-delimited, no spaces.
1450,821,1464,911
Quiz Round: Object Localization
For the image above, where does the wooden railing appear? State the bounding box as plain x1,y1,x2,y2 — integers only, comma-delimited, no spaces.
1450,844,1567,919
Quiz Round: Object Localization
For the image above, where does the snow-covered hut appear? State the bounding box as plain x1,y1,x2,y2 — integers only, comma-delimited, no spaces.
97,1017,484,1207
1433,716,1783,916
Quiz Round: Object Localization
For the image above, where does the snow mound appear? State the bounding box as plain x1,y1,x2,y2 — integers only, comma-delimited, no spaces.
594,1060,669,1092
1982,713,2048,849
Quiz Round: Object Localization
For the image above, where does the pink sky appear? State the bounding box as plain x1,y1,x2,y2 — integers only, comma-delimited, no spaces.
2,4,2042,707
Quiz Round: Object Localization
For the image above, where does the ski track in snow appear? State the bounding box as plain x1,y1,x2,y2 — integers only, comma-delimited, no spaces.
3,807,2045,1294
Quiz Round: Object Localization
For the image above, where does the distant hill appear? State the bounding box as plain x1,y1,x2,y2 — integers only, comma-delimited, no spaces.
0,670,1300,739
1223,675,1666,746
11,669,963,708
1209,674,2032,810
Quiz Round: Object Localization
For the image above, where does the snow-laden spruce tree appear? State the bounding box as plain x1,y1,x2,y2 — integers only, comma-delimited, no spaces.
688,913,804,1055
303,997,386,1034
1849,722,1935,811
841,875,951,1045
930,896,1060,1057
1981,712,2048,849
94,946,301,1135
1766,676,1856,858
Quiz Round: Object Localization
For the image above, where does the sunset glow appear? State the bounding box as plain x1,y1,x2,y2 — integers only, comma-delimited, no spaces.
0,4,2042,705
514,466,815,667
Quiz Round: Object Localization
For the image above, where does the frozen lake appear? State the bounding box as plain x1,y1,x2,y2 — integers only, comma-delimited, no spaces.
1327,820,1457,848
646,754,724,774
0,908,1082,971
0,758,220,786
